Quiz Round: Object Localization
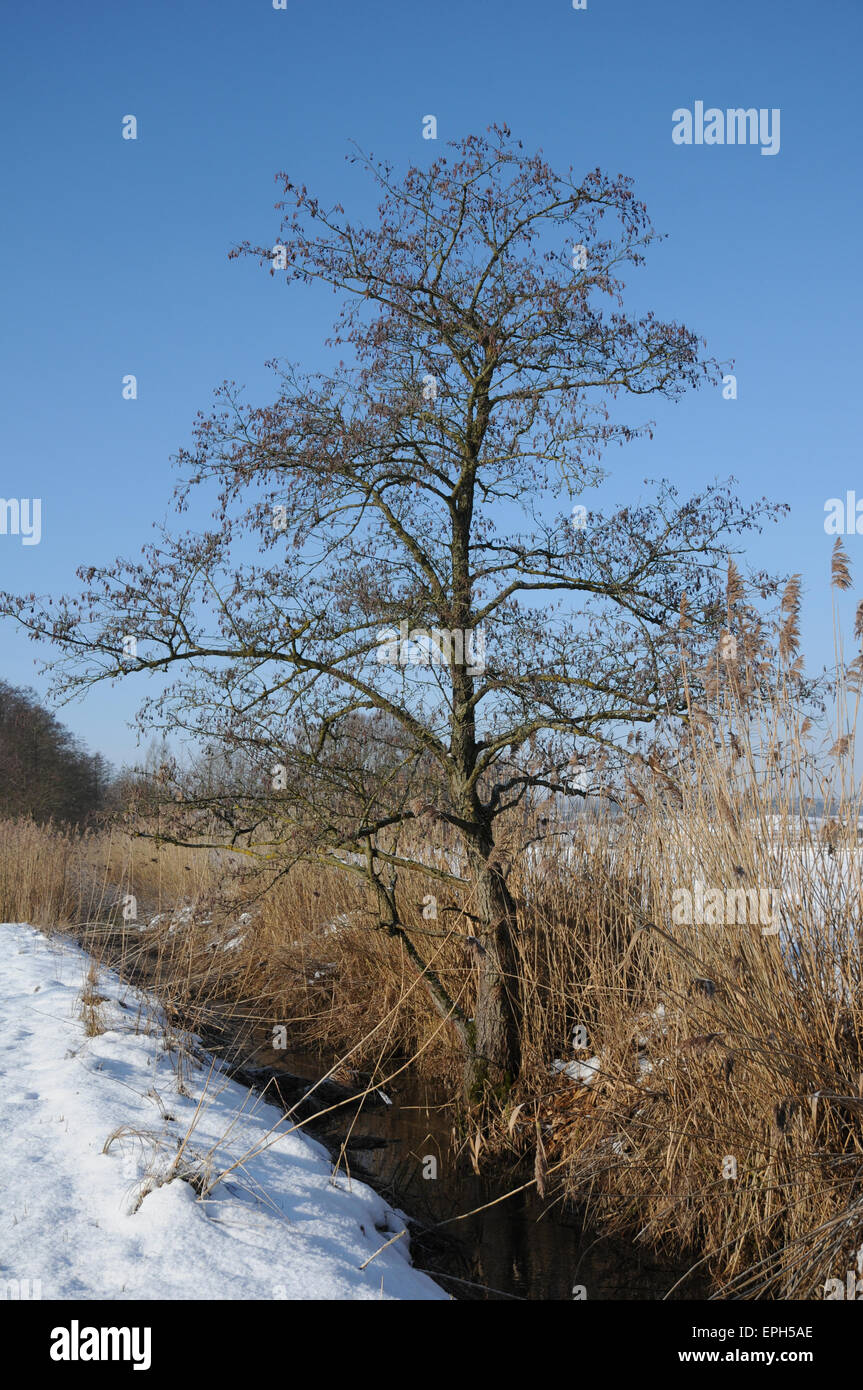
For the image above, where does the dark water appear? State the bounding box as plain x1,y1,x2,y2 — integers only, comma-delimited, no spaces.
219,1037,707,1301
92,931,708,1299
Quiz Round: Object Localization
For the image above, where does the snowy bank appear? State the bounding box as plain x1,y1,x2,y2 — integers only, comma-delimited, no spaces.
0,922,446,1300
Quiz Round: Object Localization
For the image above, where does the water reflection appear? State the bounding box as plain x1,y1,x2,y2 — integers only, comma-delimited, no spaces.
228,1039,706,1301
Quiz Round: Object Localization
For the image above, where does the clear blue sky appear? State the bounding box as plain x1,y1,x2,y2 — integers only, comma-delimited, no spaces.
1,0,860,768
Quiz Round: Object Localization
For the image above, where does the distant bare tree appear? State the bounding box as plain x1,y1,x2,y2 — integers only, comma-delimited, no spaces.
0,681,110,823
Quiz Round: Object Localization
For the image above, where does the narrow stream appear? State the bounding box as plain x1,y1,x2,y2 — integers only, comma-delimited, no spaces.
215,1033,708,1301
94,930,708,1299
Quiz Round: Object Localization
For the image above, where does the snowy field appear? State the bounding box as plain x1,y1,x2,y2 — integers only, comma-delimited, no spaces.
0,922,446,1301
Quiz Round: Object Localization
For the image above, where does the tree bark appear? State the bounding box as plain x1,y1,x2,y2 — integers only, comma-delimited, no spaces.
463,833,521,1099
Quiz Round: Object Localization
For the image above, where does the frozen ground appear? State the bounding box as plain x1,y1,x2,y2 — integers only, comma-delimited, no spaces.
0,922,446,1301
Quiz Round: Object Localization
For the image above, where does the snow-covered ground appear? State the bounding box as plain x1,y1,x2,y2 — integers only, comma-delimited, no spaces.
0,922,446,1300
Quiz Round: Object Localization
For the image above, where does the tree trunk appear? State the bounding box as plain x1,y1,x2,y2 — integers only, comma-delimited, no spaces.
464,841,521,1100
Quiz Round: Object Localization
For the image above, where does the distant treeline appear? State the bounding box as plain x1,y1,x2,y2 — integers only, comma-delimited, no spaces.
0,680,112,824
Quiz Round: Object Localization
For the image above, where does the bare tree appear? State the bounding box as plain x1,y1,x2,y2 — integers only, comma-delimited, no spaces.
1,126,781,1095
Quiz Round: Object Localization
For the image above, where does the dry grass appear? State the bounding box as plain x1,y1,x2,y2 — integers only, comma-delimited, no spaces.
79,959,108,1036
504,780,863,1299
7,759,860,1297
4,571,863,1297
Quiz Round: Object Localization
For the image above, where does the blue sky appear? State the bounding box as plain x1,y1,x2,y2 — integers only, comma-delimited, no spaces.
1,0,860,767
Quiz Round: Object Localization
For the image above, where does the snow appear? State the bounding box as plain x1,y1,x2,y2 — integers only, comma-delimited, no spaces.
0,922,446,1301
552,1055,602,1085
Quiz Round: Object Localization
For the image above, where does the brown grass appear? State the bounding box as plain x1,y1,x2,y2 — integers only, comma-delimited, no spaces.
4,574,863,1298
